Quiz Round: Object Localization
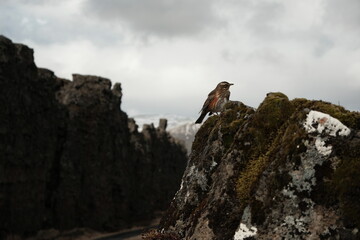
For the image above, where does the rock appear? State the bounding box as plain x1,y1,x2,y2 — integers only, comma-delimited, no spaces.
0,36,187,238
160,93,360,239
53,73,133,230
128,118,139,133
158,118,168,132
0,35,66,236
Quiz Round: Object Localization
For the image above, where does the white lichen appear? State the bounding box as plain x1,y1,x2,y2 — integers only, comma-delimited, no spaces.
278,143,326,237
303,110,350,156
211,160,218,169
233,223,257,240
303,110,350,137
314,137,332,156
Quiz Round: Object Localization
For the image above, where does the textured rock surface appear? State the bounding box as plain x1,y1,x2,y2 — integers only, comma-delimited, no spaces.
0,35,66,236
0,36,187,238
160,93,360,240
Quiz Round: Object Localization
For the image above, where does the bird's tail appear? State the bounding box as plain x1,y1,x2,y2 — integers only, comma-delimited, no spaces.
195,112,207,124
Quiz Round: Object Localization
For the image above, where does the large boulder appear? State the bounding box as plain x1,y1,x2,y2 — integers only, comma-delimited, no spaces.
160,93,360,240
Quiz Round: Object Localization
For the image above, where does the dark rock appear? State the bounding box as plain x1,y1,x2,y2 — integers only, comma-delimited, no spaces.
0,35,66,235
128,118,138,133
0,36,187,237
158,118,168,132
160,93,360,239
53,73,132,230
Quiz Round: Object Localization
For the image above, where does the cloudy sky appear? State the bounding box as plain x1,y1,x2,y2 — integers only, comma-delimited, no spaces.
1,0,359,117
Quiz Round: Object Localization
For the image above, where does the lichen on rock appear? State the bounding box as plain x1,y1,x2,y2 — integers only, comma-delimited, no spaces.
160,92,360,240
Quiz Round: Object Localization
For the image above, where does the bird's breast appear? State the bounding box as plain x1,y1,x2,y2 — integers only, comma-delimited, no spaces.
209,95,219,110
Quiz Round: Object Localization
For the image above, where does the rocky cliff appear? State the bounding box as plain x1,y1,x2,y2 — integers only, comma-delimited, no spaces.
0,36,187,238
160,93,360,240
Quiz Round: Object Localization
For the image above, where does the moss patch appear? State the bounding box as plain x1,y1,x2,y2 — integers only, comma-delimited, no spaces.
192,101,254,154
220,102,254,150
292,98,360,129
236,154,269,203
235,93,297,204
191,115,219,152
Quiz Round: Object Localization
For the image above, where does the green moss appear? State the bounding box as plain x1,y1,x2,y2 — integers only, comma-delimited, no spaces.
192,102,253,153
219,102,254,150
241,93,295,157
236,154,269,202
235,121,304,204
191,115,219,152
254,92,295,130
292,98,360,129
233,94,360,229
235,93,299,205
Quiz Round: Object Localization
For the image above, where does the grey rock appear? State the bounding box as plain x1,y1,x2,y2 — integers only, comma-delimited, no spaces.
160,93,360,239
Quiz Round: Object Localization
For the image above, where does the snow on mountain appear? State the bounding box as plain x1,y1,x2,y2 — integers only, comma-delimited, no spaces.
131,114,200,153
168,122,201,154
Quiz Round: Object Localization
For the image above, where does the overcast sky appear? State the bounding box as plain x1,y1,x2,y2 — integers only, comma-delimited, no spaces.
1,0,359,117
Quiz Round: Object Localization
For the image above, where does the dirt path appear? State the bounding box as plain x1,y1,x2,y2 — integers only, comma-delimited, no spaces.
93,226,155,240
91,217,161,240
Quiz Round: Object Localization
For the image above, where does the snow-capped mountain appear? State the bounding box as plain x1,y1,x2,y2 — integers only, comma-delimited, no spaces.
168,122,200,154
131,114,200,153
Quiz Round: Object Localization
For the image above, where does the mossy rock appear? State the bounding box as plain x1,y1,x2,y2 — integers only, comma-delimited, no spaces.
292,98,360,129
191,115,219,152
192,101,253,153
220,101,254,150
235,93,298,205
162,91,360,239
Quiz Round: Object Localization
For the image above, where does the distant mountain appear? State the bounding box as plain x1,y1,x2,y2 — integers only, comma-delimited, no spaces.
131,114,200,153
168,122,200,154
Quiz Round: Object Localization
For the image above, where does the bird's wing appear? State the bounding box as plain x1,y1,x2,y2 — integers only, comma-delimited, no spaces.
199,89,216,113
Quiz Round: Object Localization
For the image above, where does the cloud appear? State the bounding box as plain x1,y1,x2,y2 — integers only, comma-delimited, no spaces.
0,0,122,45
1,0,359,117
83,0,221,37
324,0,360,31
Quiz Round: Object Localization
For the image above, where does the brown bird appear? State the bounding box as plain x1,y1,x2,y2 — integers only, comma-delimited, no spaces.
195,81,234,124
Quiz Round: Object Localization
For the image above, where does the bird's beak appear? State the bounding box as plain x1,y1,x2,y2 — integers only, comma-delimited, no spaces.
229,83,234,86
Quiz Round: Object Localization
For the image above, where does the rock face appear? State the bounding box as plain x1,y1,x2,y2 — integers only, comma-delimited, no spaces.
0,36,187,237
160,93,360,240
0,35,66,236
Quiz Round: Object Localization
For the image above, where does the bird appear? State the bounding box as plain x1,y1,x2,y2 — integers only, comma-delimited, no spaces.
195,81,234,124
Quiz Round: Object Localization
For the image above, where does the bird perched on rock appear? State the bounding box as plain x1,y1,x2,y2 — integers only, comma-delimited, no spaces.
195,81,234,124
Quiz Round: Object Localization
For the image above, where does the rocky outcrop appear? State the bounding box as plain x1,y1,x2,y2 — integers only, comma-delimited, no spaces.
0,36,67,236
160,93,360,239
0,36,187,238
